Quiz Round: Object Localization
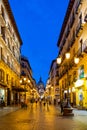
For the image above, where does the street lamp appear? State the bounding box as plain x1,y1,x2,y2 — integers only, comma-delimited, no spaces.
57,53,79,116
20,78,30,101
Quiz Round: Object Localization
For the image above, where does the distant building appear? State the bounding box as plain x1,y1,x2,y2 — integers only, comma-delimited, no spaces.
47,59,60,104
37,77,45,99
20,55,37,101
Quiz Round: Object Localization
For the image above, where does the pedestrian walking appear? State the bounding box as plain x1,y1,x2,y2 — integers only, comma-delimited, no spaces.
0,98,4,108
35,98,38,105
43,100,46,106
60,100,64,114
20,97,25,108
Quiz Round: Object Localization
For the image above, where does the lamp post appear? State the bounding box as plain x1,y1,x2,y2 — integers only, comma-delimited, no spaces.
57,53,79,116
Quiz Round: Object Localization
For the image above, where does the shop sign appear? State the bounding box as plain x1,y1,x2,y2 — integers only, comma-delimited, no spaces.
79,65,84,79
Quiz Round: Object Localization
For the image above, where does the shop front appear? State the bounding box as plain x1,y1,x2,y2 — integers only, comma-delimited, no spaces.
0,82,7,106
75,78,87,109
0,88,5,101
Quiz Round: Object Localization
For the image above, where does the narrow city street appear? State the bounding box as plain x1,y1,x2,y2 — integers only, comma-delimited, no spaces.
0,103,87,130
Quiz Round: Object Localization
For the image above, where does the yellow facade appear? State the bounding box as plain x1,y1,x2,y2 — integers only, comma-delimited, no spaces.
20,56,38,103
57,0,87,109
48,60,60,105
0,0,22,106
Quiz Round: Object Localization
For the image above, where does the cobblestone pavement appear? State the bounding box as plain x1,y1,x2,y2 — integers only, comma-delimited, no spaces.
0,103,87,130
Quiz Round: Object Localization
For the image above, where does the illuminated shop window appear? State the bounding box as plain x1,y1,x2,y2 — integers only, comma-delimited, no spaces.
79,65,84,79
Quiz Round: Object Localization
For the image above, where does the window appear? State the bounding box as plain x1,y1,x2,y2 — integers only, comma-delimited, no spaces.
1,5,5,20
82,39,87,52
62,80,64,89
73,48,75,56
7,38,10,50
68,75,71,86
21,63,25,68
84,8,87,22
12,46,15,54
0,47,3,59
70,11,75,28
7,55,10,66
1,27,5,41
80,39,83,52
6,74,9,84
21,71,26,76
0,69,4,82
75,0,82,14
11,77,14,86
8,23,12,33
79,65,84,79
73,71,77,82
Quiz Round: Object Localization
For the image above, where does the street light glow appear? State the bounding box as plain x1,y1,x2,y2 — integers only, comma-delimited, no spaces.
65,52,70,59
74,57,79,64
20,80,22,83
28,79,30,83
24,77,26,81
57,57,61,64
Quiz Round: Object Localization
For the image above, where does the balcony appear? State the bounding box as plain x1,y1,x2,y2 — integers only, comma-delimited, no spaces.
0,27,6,44
1,54,7,64
76,40,87,57
76,20,83,37
70,13,75,28
1,55,19,75
66,28,70,38
62,68,67,75
55,73,59,77
62,39,66,46
76,47,83,57
76,0,83,14
84,14,87,23
7,61,10,68
59,68,67,79
59,73,62,79
70,31,75,47
82,39,87,53
0,12,6,26
1,55,11,68
67,44,71,52
55,82,59,86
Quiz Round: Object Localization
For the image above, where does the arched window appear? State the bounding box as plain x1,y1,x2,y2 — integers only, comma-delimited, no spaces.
0,69,4,82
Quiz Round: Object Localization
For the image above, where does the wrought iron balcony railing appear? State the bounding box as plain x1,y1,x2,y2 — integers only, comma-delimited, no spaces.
76,19,83,37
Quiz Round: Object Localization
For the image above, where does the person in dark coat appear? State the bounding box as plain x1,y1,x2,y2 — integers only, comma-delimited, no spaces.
60,100,64,113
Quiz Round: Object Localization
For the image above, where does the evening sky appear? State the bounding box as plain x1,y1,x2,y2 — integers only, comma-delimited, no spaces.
9,0,69,85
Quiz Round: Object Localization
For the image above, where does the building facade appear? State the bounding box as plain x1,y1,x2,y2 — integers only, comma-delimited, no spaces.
37,77,45,99
0,0,22,106
57,0,87,108
48,59,60,104
20,56,37,102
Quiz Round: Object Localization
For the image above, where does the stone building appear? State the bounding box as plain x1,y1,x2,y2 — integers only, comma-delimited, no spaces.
57,0,87,108
0,0,22,105
48,59,60,104
20,56,38,102
37,77,45,99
